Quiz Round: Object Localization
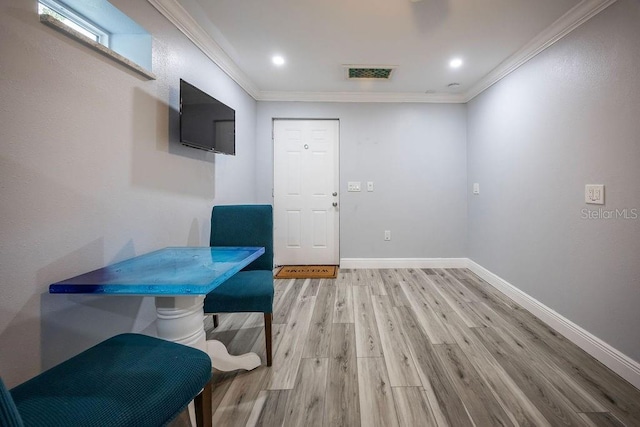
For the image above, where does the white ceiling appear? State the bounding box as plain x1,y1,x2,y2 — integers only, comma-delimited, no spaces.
150,0,616,102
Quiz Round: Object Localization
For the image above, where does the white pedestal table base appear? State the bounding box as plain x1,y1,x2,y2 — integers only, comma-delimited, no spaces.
154,295,261,371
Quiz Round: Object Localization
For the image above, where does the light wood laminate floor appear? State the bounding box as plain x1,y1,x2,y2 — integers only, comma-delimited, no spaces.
174,268,640,426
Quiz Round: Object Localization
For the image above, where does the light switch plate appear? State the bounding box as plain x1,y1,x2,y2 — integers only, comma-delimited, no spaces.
585,184,604,204
367,182,374,192
473,183,480,195
348,182,361,192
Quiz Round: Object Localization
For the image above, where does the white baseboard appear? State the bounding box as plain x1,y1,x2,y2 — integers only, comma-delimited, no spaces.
467,259,640,390
340,258,468,269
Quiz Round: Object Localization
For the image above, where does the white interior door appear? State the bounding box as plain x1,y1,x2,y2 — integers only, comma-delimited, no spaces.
274,120,339,266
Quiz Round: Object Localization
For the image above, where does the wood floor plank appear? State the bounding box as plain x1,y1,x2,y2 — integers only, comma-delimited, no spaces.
335,270,350,282
211,312,253,332
444,313,551,426
521,333,640,424
432,268,480,303
301,278,322,298
239,313,264,329
578,412,626,427
267,295,317,390
353,285,383,357
473,326,590,426
249,326,275,367
256,323,285,354
273,278,305,324
333,274,354,323
351,269,367,286
397,278,456,345
470,282,640,426
357,357,399,427
324,323,360,427
496,321,640,426
447,269,516,311
456,268,518,307
427,274,483,328
210,370,238,418
371,296,421,386
244,389,267,427
303,284,336,358
282,358,329,427
206,268,640,427
433,343,514,426
208,317,267,421
397,269,452,317
536,356,609,413
394,306,473,426
354,269,387,295
212,366,270,427
464,301,515,330
391,387,438,427
491,321,612,414
226,325,264,356
273,278,294,309
379,269,410,307
247,390,290,427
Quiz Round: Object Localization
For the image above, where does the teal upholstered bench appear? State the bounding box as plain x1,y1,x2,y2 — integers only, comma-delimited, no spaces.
1,333,212,427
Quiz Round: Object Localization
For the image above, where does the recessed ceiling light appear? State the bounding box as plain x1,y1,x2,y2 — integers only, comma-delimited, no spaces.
272,55,285,66
449,58,463,69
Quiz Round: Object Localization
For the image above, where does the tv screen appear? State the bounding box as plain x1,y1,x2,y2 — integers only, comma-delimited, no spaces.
179,79,236,155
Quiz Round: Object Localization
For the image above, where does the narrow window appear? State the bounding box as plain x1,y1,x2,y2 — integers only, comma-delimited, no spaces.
38,0,110,47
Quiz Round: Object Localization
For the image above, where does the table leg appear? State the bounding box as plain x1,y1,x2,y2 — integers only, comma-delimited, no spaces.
154,296,261,372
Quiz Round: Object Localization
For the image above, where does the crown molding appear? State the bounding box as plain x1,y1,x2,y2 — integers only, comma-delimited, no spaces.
463,0,617,102
257,91,467,103
149,0,616,104
147,0,260,98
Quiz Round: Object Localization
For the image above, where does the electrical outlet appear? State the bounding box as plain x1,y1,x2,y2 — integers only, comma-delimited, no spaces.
348,182,361,192
473,183,480,195
384,230,391,241
585,184,604,204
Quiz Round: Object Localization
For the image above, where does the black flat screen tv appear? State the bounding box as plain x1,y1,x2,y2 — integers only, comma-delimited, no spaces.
179,79,236,155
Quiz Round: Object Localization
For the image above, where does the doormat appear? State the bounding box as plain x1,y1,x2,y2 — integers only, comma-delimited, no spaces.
275,265,338,279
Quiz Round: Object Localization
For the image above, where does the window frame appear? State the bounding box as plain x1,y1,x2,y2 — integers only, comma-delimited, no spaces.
38,0,110,47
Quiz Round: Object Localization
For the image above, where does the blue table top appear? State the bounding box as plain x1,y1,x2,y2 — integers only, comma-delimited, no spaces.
49,246,265,296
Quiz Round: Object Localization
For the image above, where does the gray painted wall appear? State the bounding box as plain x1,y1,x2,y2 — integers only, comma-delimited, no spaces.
467,0,640,361
0,0,257,386
2,0,637,390
256,102,468,259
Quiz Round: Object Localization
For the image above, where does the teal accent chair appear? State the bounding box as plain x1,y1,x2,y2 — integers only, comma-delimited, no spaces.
204,205,274,366
1,333,213,427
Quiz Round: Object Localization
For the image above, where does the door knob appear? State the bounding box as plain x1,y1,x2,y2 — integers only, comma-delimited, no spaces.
332,192,337,197
332,202,338,207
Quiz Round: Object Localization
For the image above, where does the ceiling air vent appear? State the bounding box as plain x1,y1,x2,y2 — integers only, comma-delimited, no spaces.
346,66,395,80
